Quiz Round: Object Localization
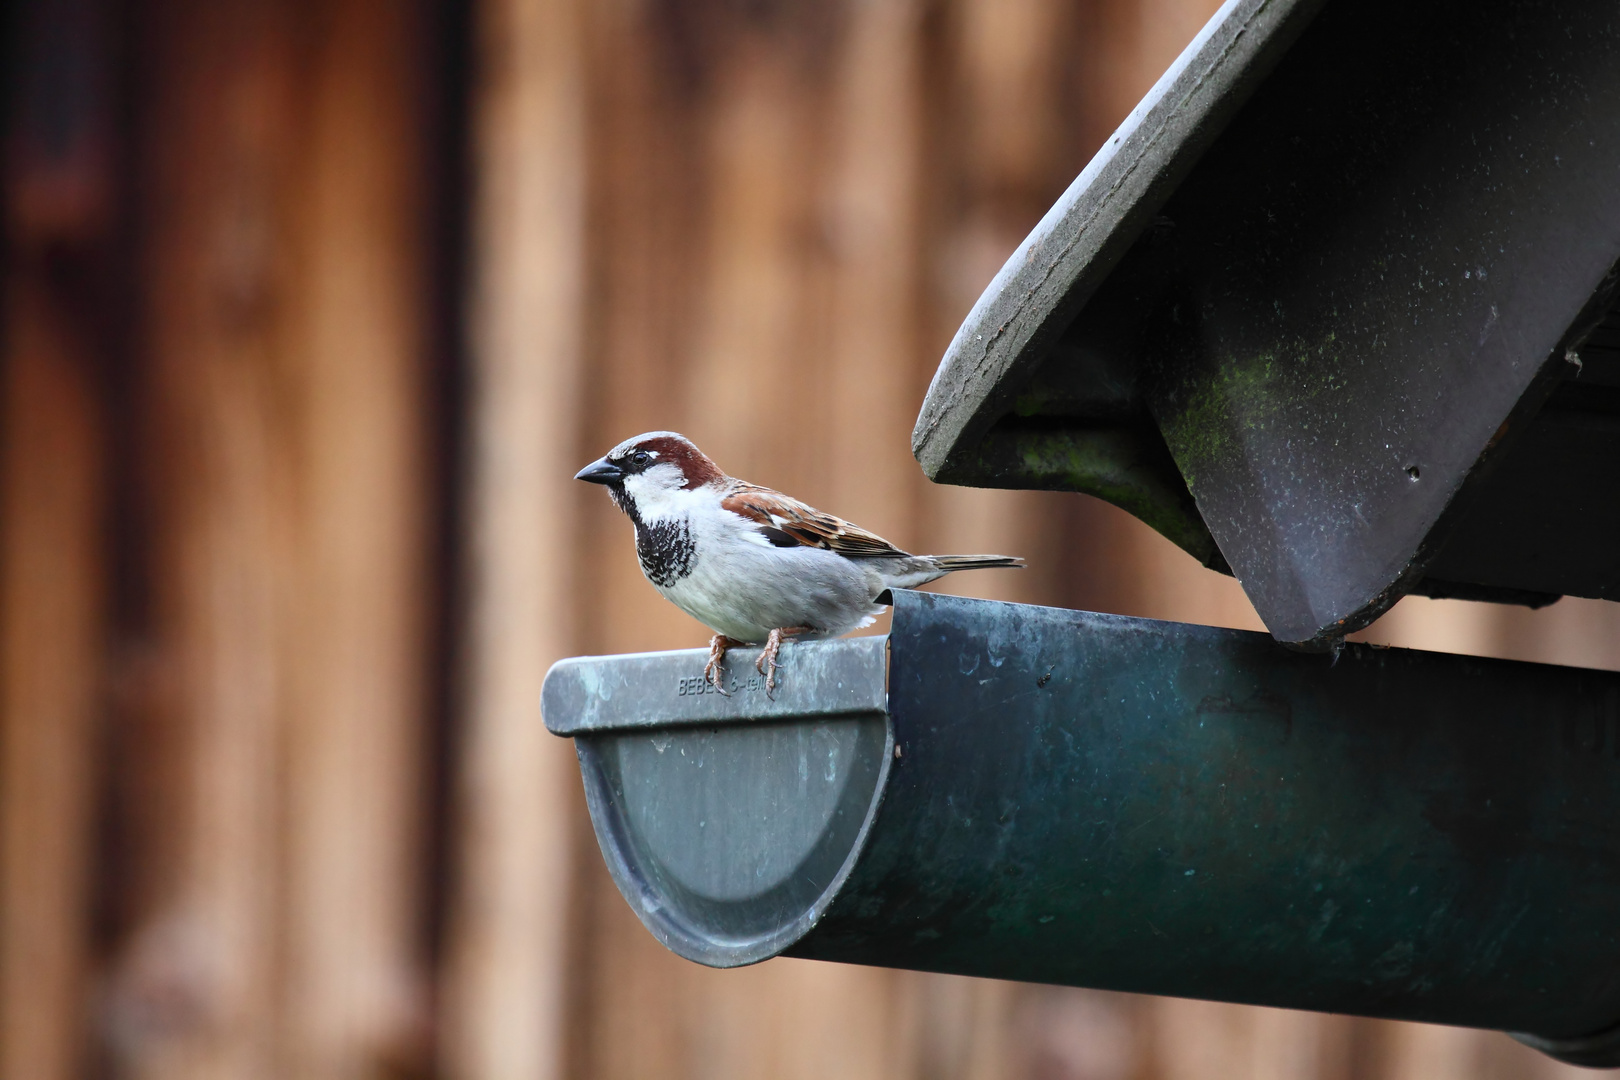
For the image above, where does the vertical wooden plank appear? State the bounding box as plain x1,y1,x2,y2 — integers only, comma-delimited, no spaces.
99,1,441,1075
439,0,588,1074
1373,1021,1492,1080
104,3,296,1075
821,0,925,539
278,1,434,1076
1076,0,1227,147
1053,499,1266,632
920,0,1080,610
1,3,113,1075
1,244,108,1080
1013,986,1145,1079
0,284,103,1080
1490,596,1620,671
907,974,1030,1080
1146,998,1358,1080
675,14,834,486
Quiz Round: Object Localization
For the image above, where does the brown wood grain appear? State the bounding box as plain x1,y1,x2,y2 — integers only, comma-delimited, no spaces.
1,274,106,1080
108,7,299,1068
438,0,591,1076
100,2,435,1077
278,2,433,1076
1,4,117,1076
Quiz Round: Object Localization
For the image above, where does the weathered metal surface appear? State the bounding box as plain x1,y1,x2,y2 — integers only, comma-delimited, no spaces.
574,717,890,967
542,636,887,735
913,0,1620,649
798,592,1620,1047
543,591,1620,1061
1137,0,1620,646
544,637,892,966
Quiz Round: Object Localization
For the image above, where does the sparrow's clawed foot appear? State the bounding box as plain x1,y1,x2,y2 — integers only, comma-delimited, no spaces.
704,634,742,694
755,627,807,697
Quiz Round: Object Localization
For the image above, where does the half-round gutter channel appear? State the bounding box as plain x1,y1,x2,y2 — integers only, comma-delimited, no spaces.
576,713,892,967
543,634,893,967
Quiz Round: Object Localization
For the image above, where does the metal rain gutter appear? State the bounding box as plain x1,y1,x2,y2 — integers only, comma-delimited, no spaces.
543,590,1620,1066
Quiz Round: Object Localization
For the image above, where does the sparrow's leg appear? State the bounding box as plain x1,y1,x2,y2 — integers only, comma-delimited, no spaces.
704,634,741,694
755,627,808,697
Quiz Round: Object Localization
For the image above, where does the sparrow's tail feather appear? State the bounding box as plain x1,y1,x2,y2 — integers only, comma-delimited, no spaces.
927,554,1024,573
878,553,1024,591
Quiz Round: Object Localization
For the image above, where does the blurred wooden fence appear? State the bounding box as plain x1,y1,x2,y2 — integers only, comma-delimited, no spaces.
3,0,1618,1078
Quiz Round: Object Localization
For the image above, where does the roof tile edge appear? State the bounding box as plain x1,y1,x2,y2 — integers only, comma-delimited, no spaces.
912,0,1329,480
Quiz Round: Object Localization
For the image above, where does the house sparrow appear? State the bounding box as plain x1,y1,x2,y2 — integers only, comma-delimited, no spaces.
576,431,1023,694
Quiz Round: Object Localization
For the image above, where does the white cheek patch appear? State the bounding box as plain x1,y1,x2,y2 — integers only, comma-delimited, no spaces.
639,461,683,489
621,473,658,502
623,462,688,515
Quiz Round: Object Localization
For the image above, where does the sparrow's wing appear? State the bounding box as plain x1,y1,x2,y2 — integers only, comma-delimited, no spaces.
722,483,912,559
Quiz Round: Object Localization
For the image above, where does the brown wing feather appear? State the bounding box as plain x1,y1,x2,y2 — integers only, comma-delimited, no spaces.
722,483,911,559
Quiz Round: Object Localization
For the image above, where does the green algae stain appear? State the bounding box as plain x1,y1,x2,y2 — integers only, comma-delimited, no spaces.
1160,328,1355,491
1011,385,1059,418
976,427,1226,571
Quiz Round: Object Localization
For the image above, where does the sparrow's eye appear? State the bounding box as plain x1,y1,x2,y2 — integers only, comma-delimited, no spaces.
631,450,651,466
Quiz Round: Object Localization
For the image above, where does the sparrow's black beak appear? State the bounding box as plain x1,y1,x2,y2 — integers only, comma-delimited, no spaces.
575,457,624,485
